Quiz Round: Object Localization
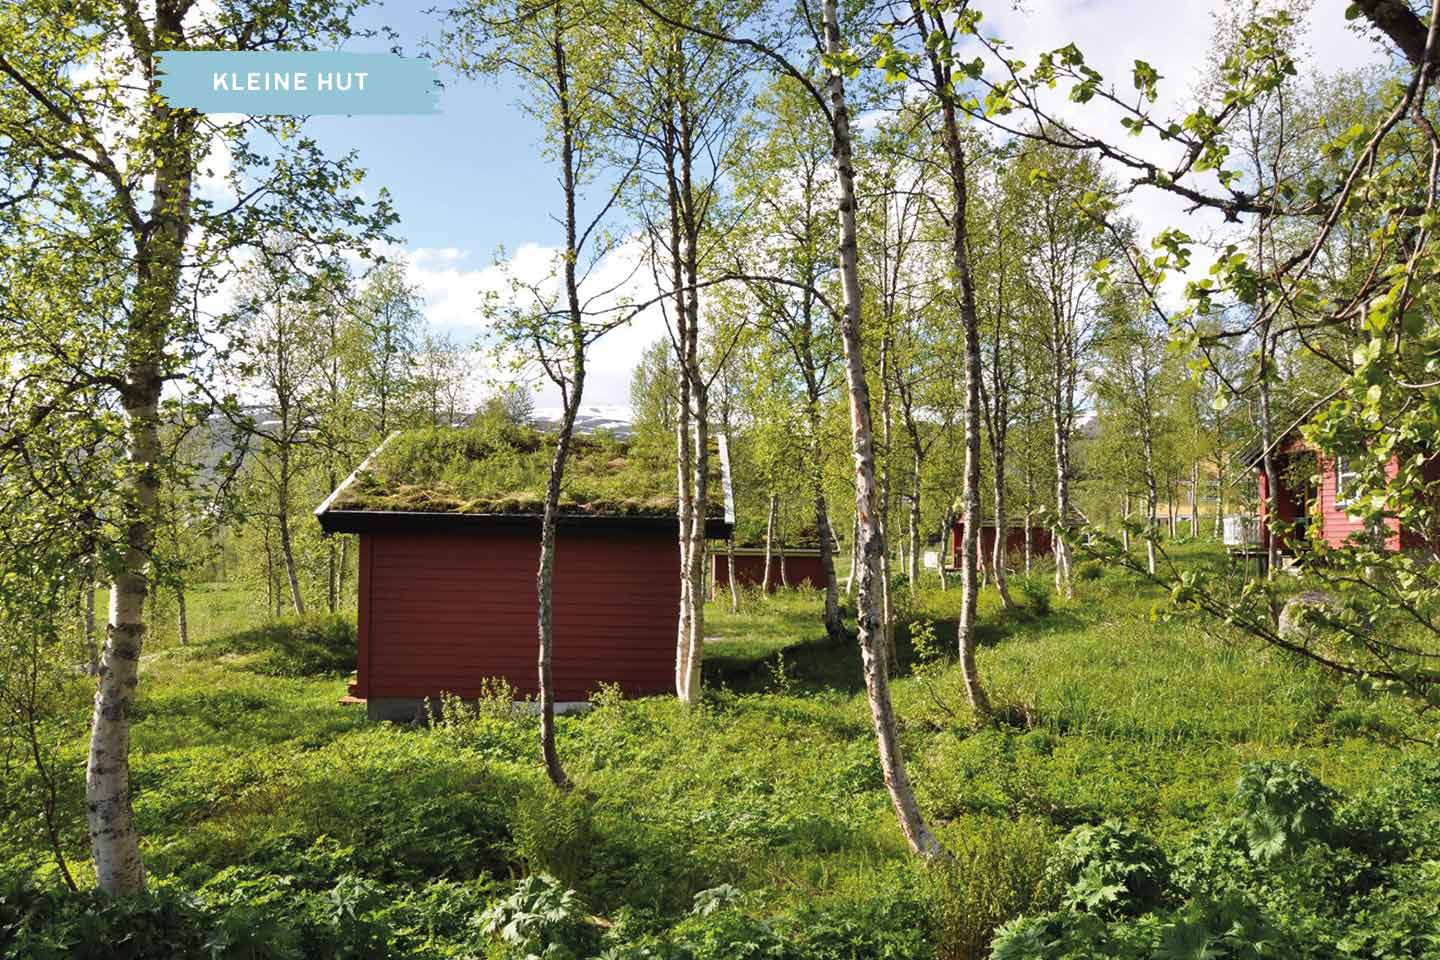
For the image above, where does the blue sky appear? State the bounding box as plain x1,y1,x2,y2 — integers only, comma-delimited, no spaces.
312,3,557,256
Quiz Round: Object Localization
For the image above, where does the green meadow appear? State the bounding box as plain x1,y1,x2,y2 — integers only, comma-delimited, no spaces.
5,545,1438,957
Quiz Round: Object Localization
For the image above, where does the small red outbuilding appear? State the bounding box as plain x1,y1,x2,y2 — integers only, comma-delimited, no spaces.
711,545,827,596
317,426,732,721
950,520,1053,571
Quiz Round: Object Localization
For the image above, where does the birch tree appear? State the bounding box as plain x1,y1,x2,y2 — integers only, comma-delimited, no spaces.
733,77,846,641
608,0,752,700
859,115,935,644
874,0,993,715
354,261,422,437
232,255,328,615
630,0,948,858
0,0,392,894
973,158,1030,608
1014,146,1111,599
1095,287,1172,574
440,0,633,788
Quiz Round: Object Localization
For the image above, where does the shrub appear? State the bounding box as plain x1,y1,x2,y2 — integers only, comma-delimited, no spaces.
307,873,392,959
511,784,597,889
478,875,597,960
205,615,355,677
1014,576,1051,617
989,894,1292,960
1233,761,1337,863
785,895,933,960
669,909,788,960
1047,821,1172,919
0,871,309,960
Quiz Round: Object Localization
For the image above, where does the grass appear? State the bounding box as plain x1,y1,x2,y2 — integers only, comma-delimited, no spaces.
95,580,273,652
4,543,1437,958
333,421,725,518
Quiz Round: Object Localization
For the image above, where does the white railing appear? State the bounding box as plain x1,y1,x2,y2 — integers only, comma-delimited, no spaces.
1223,515,1260,547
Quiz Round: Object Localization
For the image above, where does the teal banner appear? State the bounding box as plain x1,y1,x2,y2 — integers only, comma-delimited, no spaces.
155,51,439,115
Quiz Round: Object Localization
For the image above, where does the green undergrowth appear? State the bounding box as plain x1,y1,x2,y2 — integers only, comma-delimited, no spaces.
3,544,1437,958
191,614,357,678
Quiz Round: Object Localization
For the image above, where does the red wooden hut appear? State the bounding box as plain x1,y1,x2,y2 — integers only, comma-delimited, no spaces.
711,545,826,596
950,520,1053,571
1244,429,1438,556
317,426,732,721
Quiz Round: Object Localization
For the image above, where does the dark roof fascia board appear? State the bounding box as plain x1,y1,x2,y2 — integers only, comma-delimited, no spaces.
319,508,732,539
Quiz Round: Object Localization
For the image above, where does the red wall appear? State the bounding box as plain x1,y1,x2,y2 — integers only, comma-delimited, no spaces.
950,522,1053,569
711,551,826,595
356,528,678,703
1258,447,1402,551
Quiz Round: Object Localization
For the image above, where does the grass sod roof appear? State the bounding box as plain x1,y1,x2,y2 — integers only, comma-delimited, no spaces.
325,423,729,521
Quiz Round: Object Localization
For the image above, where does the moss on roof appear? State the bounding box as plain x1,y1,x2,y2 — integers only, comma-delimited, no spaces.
330,423,726,520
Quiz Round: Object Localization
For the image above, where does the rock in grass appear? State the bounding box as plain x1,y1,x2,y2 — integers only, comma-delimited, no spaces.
1278,591,1341,647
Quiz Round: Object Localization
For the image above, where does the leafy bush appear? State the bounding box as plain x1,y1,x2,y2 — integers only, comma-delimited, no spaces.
204,615,355,677
0,871,394,960
1013,576,1052,617
1233,761,1337,862
511,784,597,889
670,909,788,960
987,760,1440,959
478,874,597,960
1046,821,1172,919
312,873,392,958
990,894,1292,960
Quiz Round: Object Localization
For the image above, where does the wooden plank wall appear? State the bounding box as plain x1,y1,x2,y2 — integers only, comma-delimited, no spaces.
359,528,679,702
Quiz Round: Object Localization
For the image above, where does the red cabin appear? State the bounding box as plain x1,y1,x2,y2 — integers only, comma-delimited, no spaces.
711,546,826,596
950,520,1053,571
1246,431,1437,556
317,426,732,721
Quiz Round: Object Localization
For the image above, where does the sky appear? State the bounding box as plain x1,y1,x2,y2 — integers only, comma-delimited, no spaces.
303,1,1390,415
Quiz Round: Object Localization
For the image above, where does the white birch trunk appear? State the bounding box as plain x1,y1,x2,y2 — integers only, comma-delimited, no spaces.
278,508,305,616
992,447,1014,609
83,567,98,675
175,585,188,646
726,536,739,612
1145,431,1158,575
877,335,895,664
87,34,196,890
763,493,777,591
1122,493,1132,553
678,77,707,705
912,0,989,715
844,512,859,597
1190,463,1199,538
824,0,944,859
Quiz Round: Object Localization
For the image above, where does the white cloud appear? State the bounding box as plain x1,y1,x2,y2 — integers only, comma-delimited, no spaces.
403,238,673,413
969,0,1382,252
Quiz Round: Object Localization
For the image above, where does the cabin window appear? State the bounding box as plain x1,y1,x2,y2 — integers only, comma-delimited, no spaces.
1334,456,1360,505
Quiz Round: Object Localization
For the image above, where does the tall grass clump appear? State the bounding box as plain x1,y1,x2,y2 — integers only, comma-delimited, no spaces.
920,817,1056,960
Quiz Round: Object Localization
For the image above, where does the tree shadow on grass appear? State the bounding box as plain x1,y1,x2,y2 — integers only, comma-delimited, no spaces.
706,597,1090,698
966,603,1088,648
